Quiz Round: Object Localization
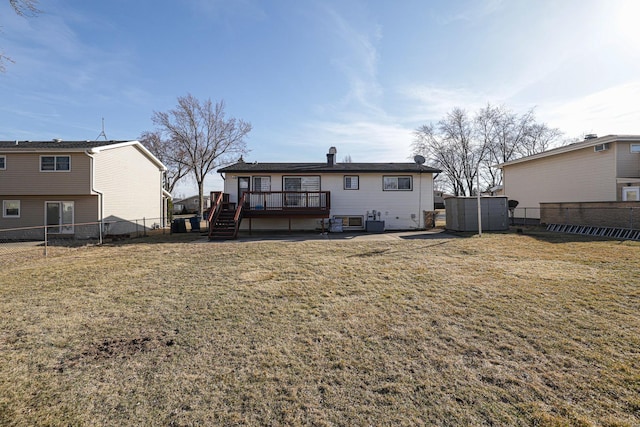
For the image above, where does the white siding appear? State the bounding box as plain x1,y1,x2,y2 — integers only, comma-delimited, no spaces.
93,145,164,232
224,171,435,231
502,145,617,217
617,142,640,178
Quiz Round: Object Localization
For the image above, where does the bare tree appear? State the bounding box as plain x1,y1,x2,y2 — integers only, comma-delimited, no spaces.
1,0,40,72
149,94,252,217
139,130,189,194
414,108,487,196
413,104,562,196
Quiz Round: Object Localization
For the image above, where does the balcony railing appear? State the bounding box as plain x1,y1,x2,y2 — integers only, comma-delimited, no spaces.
242,191,331,217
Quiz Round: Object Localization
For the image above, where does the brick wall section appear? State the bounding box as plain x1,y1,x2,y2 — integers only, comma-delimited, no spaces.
540,202,640,229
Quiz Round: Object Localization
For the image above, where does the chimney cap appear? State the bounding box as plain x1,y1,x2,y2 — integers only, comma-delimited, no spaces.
328,146,337,155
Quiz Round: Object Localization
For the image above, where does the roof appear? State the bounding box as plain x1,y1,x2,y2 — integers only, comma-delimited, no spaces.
0,140,129,150
0,139,166,171
498,134,640,168
218,162,441,174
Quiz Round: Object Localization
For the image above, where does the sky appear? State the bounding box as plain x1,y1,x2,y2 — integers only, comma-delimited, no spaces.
1,0,639,197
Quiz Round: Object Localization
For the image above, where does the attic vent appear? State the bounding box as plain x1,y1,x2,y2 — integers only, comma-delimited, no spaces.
594,143,609,152
584,133,598,140
52,138,62,143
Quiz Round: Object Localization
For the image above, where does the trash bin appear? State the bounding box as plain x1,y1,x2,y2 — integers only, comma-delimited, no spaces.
189,216,201,232
171,218,187,233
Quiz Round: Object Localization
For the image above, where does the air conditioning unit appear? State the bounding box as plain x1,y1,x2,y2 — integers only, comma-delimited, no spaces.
594,143,609,152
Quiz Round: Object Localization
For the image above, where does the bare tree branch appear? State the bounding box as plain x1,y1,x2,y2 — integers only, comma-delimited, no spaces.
146,94,252,216
9,0,40,16
413,104,563,196
1,0,40,72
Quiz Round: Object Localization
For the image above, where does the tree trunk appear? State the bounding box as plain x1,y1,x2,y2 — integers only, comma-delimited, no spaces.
197,180,205,219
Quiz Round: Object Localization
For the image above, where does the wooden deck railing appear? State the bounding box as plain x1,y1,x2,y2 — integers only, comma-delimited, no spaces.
241,191,331,217
208,191,225,224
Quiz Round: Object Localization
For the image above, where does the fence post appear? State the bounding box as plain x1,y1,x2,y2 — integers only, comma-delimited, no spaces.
135,219,139,237
143,217,147,237
44,225,48,257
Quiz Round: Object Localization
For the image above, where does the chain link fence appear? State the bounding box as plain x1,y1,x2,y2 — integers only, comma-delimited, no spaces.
0,216,183,259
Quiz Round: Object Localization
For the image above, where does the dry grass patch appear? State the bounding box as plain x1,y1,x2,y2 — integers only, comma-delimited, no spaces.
0,232,639,426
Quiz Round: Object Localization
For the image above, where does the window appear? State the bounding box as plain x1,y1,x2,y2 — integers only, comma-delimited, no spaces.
622,187,640,201
3,200,20,218
333,216,364,228
283,176,320,192
383,176,412,191
253,176,271,192
40,155,71,171
631,144,640,153
0,155,5,170
344,175,359,190
46,201,74,233
283,176,321,207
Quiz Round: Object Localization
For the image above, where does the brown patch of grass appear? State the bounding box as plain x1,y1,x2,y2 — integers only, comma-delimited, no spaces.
0,232,639,425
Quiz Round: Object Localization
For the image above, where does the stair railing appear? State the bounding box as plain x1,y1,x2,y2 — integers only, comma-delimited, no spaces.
232,193,246,239
208,191,225,238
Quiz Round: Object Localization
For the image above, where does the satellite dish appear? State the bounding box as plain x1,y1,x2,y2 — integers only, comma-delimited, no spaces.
414,155,426,165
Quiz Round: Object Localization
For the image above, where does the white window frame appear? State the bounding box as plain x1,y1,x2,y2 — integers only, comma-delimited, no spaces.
383,176,412,191
0,155,5,170
40,155,71,172
630,144,640,153
622,186,640,201
3,200,20,218
45,201,74,234
253,176,272,192
344,175,359,190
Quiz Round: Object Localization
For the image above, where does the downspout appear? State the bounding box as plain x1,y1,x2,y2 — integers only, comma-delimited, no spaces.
85,150,104,244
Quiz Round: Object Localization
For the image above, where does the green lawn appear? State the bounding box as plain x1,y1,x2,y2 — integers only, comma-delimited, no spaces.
0,231,639,426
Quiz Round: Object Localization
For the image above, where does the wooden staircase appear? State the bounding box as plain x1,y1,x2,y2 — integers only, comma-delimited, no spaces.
208,192,244,240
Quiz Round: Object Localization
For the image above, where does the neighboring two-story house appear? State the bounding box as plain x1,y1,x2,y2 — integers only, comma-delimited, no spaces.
500,135,640,209
0,140,168,239
498,134,640,226
215,147,440,234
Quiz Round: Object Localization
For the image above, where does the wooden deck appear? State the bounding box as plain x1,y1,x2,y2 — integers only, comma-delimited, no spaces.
241,191,331,218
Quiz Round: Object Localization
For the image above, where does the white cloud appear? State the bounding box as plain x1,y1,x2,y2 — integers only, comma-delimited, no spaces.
316,4,384,118
538,81,640,138
396,84,497,124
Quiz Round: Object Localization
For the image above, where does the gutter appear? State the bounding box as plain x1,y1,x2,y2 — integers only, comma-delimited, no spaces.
84,150,104,244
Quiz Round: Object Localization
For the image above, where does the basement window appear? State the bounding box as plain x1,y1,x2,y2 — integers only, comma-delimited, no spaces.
333,215,364,229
